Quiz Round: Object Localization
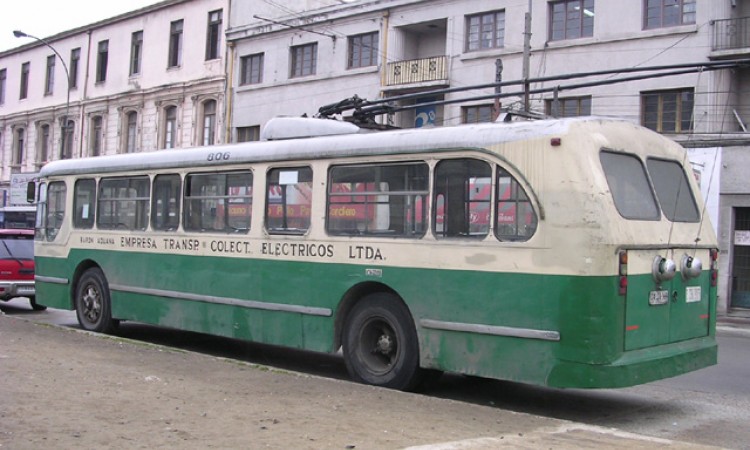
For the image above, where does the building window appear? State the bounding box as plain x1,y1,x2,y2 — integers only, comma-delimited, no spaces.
96,40,109,83
641,88,694,133
205,10,222,60
237,126,260,142
161,106,178,149
62,119,74,159
545,96,592,117
466,11,505,51
644,0,696,29
130,31,143,76
124,111,138,153
90,116,103,157
348,32,378,69
13,128,25,165
0,68,6,105
20,62,29,100
240,53,264,85
549,0,594,41
462,105,494,123
70,48,80,89
44,55,55,95
201,100,217,146
290,43,317,78
168,20,184,68
38,124,51,163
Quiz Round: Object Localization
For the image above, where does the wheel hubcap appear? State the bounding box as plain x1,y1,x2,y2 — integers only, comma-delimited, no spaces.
81,284,102,323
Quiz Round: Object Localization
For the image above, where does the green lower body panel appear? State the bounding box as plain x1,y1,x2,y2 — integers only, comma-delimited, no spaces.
546,336,717,388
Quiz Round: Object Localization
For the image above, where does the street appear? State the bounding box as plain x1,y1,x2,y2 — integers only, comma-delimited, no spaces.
3,297,749,449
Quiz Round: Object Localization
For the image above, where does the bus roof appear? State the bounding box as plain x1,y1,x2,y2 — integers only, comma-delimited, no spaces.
38,117,644,178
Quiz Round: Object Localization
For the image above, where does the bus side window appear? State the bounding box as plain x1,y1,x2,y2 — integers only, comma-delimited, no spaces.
73,179,96,229
496,167,538,241
152,174,181,231
183,171,252,233
266,167,312,234
97,177,150,230
327,162,428,237
433,159,491,239
46,181,67,241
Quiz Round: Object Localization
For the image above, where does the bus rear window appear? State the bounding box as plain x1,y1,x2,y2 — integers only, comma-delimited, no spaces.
600,151,660,221
646,158,699,223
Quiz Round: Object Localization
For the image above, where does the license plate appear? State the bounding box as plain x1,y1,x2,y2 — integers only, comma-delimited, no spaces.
686,286,702,303
649,290,669,305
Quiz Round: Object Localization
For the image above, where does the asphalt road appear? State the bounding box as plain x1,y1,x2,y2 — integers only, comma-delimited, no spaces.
3,298,749,449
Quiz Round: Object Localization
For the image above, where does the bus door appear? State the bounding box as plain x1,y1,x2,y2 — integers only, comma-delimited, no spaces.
623,248,712,351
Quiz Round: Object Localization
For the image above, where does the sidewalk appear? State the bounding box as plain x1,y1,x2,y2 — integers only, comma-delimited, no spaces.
0,313,719,449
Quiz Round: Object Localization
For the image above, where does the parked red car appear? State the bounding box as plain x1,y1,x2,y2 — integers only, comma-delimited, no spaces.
0,229,44,311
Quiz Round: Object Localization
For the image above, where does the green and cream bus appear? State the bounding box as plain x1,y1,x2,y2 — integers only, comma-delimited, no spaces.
33,116,718,391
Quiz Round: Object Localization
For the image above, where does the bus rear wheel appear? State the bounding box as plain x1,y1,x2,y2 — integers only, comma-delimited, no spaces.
75,268,118,333
342,293,423,391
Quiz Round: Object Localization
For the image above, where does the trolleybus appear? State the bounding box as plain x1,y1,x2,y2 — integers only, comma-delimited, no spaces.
32,116,718,390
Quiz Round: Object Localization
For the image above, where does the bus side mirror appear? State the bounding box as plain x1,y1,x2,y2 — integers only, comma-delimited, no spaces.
26,182,36,203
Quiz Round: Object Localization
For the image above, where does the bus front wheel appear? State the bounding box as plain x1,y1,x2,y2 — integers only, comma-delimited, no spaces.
342,293,423,391
75,268,118,333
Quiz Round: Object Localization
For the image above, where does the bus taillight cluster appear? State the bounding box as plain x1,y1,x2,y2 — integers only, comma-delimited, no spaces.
710,249,719,287
618,251,628,296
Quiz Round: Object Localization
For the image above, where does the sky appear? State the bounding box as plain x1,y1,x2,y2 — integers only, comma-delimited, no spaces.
0,0,163,52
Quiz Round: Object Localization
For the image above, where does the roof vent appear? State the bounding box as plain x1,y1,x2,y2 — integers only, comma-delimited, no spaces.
261,117,361,141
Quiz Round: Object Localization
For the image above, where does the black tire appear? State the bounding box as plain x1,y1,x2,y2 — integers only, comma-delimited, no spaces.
29,296,47,311
75,268,118,333
342,293,424,391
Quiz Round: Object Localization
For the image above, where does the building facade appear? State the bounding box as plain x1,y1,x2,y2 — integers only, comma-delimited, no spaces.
0,0,228,201
1,0,749,316
225,0,750,316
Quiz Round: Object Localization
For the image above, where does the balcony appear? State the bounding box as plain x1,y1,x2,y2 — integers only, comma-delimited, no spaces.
711,17,750,58
385,56,448,88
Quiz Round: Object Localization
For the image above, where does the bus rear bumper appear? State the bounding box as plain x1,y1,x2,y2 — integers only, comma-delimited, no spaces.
546,336,717,389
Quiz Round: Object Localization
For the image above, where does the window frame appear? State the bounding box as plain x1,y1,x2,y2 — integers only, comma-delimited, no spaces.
162,105,178,149
205,9,223,61
130,30,143,76
73,178,96,229
20,62,29,100
465,10,506,52
69,48,80,89
600,150,661,221
124,111,138,154
644,0,696,29
433,158,493,240
641,88,694,134
44,55,55,95
96,40,109,83
326,162,429,238
183,170,253,233
0,68,6,105
152,174,182,231
38,123,51,164
201,100,217,146
90,115,103,157
97,176,151,231
548,0,595,41
290,43,318,78
240,53,264,85
265,166,313,235
545,95,592,117
168,19,184,68
462,104,495,123
347,32,379,69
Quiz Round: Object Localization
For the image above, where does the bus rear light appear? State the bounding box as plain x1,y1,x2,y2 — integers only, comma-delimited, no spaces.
710,248,719,287
618,251,627,296
619,276,628,296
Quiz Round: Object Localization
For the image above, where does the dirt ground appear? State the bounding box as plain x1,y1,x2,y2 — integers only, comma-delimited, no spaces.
0,314,715,449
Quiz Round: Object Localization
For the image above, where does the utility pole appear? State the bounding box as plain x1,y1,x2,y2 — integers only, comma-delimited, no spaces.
493,59,503,120
522,0,532,113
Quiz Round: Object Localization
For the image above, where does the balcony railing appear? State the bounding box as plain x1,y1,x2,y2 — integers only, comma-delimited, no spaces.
385,56,447,87
711,17,750,52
